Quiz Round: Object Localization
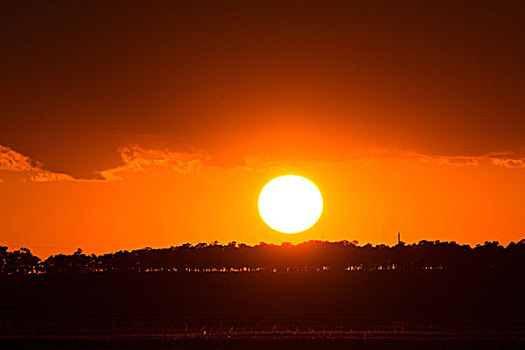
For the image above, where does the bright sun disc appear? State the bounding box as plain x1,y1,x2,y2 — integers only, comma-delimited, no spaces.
258,175,323,233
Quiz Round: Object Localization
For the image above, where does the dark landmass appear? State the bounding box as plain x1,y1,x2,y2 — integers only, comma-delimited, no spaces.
2,239,524,274
0,240,524,349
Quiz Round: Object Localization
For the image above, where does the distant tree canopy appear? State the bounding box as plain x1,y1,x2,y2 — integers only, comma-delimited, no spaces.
0,240,524,275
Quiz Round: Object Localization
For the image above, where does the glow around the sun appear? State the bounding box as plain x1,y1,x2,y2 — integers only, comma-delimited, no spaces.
258,175,323,233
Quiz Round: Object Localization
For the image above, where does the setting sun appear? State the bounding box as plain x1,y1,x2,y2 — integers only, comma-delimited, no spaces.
258,175,323,234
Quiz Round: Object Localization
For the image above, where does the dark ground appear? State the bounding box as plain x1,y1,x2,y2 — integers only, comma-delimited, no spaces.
0,270,523,348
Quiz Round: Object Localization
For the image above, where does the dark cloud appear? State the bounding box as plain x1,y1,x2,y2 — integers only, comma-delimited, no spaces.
0,144,211,182
0,144,73,182
2,142,524,184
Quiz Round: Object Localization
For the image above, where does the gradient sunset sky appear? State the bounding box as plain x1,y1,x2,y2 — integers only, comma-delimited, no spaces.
1,1,524,257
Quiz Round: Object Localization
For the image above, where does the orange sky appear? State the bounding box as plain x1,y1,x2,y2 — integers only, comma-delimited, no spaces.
1,145,523,257
1,1,524,257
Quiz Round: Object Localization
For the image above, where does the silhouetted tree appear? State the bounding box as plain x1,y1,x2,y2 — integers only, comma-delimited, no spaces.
0,240,524,275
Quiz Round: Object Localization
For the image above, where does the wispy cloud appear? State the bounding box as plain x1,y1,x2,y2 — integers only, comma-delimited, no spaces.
1,143,523,183
0,145,74,182
491,157,525,169
242,148,525,171
97,145,211,181
418,155,480,167
357,149,482,167
344,148,525,169
242,148,483,170
0,145,39,172
0,144,211,183
388,150,481,167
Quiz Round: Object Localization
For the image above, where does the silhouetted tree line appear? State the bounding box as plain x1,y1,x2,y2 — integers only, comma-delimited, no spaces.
1,240,524,275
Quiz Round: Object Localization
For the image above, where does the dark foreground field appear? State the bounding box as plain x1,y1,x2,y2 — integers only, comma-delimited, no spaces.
0,271,523,348
1,334,523,350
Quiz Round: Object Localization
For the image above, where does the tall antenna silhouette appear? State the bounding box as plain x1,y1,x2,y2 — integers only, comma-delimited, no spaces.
398,232,401,245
